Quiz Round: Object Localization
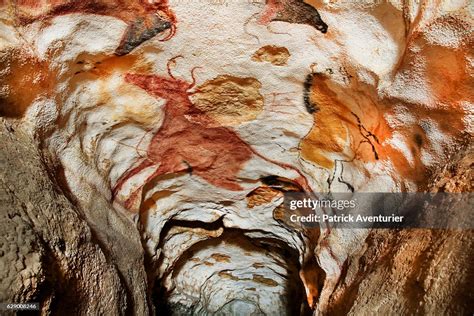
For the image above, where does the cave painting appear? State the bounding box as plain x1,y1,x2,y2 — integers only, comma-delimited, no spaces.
2,0,176,55
191,75,265,126
300,70,470,189
113,56,311,211
251,45,290,66
297,10,472,191
257,0,328,33
0,49,57,118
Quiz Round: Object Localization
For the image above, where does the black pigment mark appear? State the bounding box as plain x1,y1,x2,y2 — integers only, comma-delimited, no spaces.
272,0,328,34
303,73,319,114
337,160,354,192
414,133,423,147
115,15,171,56
327,159,355,193
351,112,379,160
183,160,193,175
261,175,303,192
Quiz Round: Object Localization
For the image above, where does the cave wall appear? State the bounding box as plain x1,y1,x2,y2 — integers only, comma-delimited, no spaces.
0,0,473,315
0,120,149,314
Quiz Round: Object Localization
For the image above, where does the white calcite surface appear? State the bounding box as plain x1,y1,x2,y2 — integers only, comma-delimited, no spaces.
0,0,472,314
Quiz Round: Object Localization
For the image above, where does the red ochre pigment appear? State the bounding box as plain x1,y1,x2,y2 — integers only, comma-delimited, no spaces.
113,57,311,210
4,0,176,53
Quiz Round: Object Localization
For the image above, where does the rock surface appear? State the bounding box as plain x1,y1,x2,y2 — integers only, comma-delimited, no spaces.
0,0,472,315
0,121,148,315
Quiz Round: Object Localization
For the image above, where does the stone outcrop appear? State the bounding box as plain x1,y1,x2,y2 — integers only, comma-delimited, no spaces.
0,0,472,315
0,121,148,315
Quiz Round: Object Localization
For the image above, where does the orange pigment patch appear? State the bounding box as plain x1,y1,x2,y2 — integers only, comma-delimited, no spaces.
0,48,57,118
66,53,153,99
191,75,264,127
376,33,471,183
299,263,321,309
300,72,430,182
299,74,423,181
246,186,282,208
210,253,231,263
422,43,473,136
140,190,176,214
300,75,349,169
300,61,470,185
59,53,146,115
423,16,473,109
300,74,392,169
70,53,147,78
251,45,290,66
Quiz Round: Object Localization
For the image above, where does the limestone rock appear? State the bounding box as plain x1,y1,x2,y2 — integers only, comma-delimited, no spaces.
0,0,472,315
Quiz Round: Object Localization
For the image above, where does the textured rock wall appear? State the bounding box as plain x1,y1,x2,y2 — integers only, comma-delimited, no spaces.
322,144,474,315
0,0,472,315
0,120,149,314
